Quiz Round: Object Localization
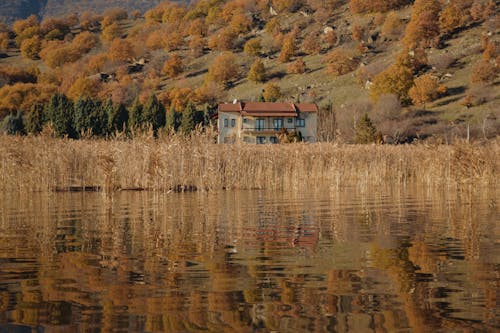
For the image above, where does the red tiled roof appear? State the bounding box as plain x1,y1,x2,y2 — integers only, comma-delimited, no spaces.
218,102,318,114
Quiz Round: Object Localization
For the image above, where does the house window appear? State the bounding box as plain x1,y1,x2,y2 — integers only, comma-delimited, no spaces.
257,136,266,144
287,118,293,123
231,119,236,127
256,119,265,131
273,118,283,130
223,118,228,127
243,118,248,124
296,118,305,127
270,136,278,144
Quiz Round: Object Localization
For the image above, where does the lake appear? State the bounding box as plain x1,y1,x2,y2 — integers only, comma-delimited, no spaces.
0,186,498,332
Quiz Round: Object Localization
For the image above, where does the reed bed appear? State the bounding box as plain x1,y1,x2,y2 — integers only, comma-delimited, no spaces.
0,132,498,193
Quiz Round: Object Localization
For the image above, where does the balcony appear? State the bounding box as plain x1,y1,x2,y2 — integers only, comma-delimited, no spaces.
241,127,297,134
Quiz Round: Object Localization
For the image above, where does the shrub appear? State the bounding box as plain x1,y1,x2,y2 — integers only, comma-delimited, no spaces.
471,59,498,85
101,22,122,42
381,11,404,38
108,39,135,62
206,52,239,86
354,113,376,144
301,33,321,55
288,58,307,74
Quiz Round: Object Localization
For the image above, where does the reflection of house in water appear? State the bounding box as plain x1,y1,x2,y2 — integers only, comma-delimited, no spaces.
217,101,318,144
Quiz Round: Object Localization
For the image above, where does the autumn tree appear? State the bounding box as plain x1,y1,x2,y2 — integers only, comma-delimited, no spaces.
67,76,99,100
0,32,9,53
162,54,184,78
279,33,296,63
403,0,442,49
20,36,41,60
108,39,135,62
248,59,266,82
208,28,237,51
323,29,338,49
244,38,262,56
439,2,464,33
206,52,239,87
409,74,442,107
350,0,412,14
263,83,281,102
381,11,404,39
324,48,359,76
189,34,206,57
101,22,122,42
370,61,414,104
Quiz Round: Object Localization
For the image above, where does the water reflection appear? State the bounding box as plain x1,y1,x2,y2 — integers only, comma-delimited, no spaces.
0,186,498,332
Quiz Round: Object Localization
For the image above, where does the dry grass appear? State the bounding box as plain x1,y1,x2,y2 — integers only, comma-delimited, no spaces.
0,131,498,193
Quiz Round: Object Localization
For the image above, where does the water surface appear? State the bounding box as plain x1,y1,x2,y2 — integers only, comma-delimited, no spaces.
0,186,498,332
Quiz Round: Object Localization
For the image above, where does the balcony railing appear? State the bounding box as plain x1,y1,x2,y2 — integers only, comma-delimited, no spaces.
241,127,297,132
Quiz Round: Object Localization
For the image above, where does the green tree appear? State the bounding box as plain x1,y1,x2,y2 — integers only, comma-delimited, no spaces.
355,113,377,144
143,94,166,133
25,103,45,134
128,98,144,129
180,102,198,134
73,97,93,135
107,101,128,133
166,106,181,132
47,93,76,138
1,112,25,135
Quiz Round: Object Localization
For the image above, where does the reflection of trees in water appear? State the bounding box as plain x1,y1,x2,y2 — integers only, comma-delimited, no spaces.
0,186,498,331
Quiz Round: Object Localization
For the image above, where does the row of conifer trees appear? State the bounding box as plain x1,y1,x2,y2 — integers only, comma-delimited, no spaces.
1,93,213,137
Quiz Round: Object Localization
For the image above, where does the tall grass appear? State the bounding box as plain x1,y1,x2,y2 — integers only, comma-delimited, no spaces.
0,131,498,193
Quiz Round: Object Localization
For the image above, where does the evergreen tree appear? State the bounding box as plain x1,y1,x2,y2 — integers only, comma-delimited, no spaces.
90,99,108,137
355,114,377,144
107,100,128,133
25,103,45,134
47,93,76,138
166,106,181,132
0,112,25,135
128,98,144,129
143,94,166,132
73,97,93,136
180,102,197,134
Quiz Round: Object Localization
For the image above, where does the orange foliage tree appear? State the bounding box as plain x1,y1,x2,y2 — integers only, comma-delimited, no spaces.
402,0,442,49
162,54,184,78
409,74,442,107
108,39,135,62
370,61,414,104
279,33,296,63
248,58,266,82
20,36,41,60
350,0,412,14
206,52,239,86
324,49,359,76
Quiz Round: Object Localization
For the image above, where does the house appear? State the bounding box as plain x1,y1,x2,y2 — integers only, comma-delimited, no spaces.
217,101,318,144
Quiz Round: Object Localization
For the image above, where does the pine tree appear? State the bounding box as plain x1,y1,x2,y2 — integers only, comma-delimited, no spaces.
128,98,144,129
143,94,166,133
47,93,76,138
25,103,45,134
355,114,377,144
107,101,128,133
166,106,181,132
180,102,197,134
73,97,93,136
90,99,108,136
1,112,25,135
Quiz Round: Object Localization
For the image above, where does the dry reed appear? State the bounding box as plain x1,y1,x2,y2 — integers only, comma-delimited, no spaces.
0,131,498,193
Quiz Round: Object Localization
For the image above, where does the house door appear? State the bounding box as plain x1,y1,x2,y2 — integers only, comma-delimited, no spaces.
256,119,265,131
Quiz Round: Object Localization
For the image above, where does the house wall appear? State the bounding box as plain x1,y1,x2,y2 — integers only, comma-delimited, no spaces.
218,111,318,143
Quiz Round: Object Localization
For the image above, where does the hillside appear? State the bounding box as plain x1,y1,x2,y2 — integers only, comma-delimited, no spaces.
0,0,181,24
0,0,498,142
